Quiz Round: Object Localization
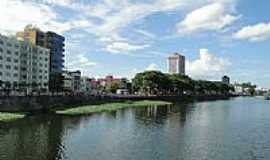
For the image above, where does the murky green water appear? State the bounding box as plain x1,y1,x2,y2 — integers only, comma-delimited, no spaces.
1,97,270,160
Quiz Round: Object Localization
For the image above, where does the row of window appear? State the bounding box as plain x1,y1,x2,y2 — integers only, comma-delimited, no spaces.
0,58,48,68
0,56,19,63
0,48,49,59
0,39,20,49
0,72,48,80
0,65,48,73
0,48,20,55
0,72,18,77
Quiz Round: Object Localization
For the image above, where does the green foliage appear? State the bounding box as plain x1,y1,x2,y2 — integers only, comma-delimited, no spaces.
0,112,25,122
132,71,232,95
106,80,121,93
55,100,172,115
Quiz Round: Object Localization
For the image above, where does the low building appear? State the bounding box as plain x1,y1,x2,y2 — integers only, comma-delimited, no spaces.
80,77,92,94
234,84,243,94
62,71,72,92
116,89,129,95
62,70,81,93
97,75,130,93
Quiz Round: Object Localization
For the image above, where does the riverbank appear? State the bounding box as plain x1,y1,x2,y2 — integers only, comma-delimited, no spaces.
0,112,25,122
54,100,172,115
0,94,237,112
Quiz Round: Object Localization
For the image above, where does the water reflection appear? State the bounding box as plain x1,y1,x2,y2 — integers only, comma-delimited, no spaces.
0,115,65,160
1,97,270,160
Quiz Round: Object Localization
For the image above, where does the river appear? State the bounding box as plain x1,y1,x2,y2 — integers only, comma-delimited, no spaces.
1,97,270,160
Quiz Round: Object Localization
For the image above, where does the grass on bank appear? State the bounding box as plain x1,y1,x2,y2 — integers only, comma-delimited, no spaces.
0,112,25,122
55,100,172,115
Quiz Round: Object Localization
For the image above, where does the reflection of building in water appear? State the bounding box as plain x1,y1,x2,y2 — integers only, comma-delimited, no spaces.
0,116,65,160
135,105,173,119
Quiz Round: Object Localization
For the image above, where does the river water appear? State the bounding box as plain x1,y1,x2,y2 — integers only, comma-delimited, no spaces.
1,97,270,160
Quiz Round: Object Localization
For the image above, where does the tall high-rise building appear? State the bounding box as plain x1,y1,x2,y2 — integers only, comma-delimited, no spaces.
17,25,65,91
0,34,50,91
167,53,185,75
222,75,230,85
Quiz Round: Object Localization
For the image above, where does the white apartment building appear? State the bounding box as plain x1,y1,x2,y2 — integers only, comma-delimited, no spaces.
0,34,50,91
80,77,92,94
167,53,185,75
63,70,81,93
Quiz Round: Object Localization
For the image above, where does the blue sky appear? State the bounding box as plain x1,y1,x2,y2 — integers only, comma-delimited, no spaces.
1,0,270,87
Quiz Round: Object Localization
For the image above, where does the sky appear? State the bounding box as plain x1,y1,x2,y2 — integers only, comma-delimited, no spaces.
0,0,270,87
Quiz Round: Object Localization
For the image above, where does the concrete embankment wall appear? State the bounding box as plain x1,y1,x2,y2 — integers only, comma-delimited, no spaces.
0,95,235,112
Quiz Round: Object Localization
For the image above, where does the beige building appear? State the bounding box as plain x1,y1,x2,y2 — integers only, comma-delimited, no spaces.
0,34,50,91
167,53,185,75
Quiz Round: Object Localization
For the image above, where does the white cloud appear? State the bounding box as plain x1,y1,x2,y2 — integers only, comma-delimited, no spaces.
67,54,97,71
106,41,150,54
145,63,159,71
177,2,239,34
233,22,270,42
0,0,240,55
186,49,231,79
38,0,222,53
134,29,156,39
0,0,92,35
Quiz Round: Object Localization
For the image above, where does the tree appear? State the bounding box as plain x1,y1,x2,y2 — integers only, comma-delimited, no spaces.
132,71,169,95
106,80,120,93
132,71,232,96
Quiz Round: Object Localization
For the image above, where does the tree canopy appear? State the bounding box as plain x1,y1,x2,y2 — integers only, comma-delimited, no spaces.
132,71,233,96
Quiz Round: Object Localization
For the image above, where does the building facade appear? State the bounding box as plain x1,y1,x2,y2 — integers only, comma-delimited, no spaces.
167,53,185,75
80,77,92,94
0,34,50,91
62,70,81,93
16,25,65,73
222,75,230,85
16,25,65,91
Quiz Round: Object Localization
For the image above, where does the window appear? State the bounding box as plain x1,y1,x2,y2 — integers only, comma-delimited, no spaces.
14,59,18,63
23,60,28,65
14,73,18,77
7,43,12,47
6,65,11,69
0,64,2,68
15,51,19,56
0,56,2,60
0,48,3,52
21,67,27,71
14,66,18,70
6,57,11,62
0,72,2,76
0,40,3,45
7,50,11,54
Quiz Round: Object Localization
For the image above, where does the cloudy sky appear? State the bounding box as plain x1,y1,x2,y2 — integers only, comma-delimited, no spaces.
1,0,270,87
